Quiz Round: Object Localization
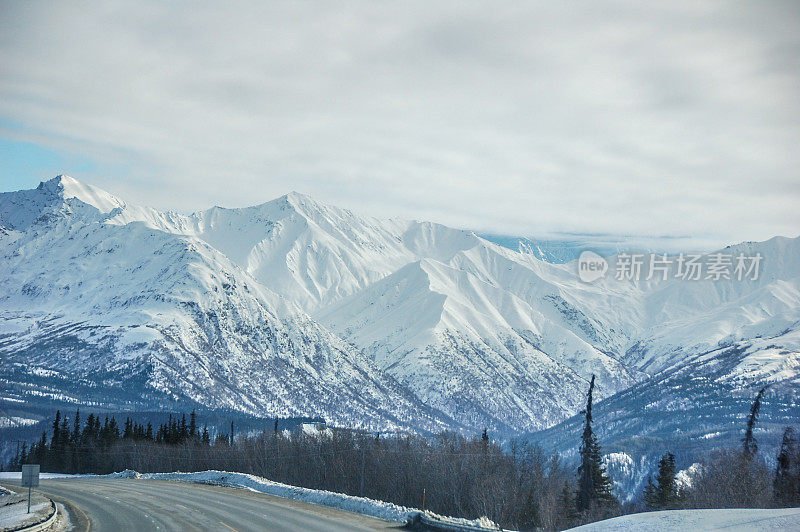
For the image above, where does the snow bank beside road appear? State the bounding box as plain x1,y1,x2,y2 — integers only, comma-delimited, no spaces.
0,487,55,531
0,472,84,480
1,468,501,529
567,508,800,531
109,469,413,522
107,469,501,529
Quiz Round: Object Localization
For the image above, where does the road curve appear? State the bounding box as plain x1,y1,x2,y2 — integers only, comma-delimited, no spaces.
3,478,398,531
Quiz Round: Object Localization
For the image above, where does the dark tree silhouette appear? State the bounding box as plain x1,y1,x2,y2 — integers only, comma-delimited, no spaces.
743,387,767,458
575,375,617,517
644,452,678,510
773,426,799,507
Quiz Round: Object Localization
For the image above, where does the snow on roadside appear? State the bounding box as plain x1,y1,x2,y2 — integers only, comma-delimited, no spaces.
0,472,86,480
0,488,53,530
0,468,501,529
106,469,502,529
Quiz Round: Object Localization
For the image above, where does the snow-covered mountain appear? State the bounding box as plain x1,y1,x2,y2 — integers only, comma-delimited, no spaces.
0,177,455,432
1,176,799,442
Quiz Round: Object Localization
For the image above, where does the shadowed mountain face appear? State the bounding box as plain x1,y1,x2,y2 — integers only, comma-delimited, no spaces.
1,176,798,445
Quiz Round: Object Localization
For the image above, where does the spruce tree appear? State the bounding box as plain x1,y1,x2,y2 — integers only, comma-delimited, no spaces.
743,387,767,458
773,426,799,507
51,410,61,449
575,375,617,516
189,410,197,438
59,416,70,446
643,476,658,509
19,443,27,467
33,432,48,465
644,452,678,510
83,413,95,441
72,409,81,445
180,414,189,442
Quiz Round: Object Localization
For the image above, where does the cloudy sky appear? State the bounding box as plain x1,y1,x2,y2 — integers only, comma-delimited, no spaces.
1,1,798,247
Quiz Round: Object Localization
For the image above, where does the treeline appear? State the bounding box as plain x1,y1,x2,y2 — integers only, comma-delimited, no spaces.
5,381,800,531
6,410,222,474
7,409,576,529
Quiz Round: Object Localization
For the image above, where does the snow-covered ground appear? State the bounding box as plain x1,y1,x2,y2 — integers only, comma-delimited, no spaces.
567,508,800,531
0,485,54,530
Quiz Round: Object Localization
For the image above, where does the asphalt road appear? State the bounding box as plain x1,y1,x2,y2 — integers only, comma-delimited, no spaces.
2,478,399,531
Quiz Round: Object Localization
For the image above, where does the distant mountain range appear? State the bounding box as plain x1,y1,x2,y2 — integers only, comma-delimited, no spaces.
2,177,798,475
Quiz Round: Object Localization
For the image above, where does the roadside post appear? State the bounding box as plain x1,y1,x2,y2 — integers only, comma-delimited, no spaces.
21,464,40,513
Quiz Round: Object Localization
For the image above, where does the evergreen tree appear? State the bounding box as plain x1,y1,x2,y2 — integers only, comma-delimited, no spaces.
109,417,120,442
19,443,28,466
643,476,657,509
201,426,211,446
644,452,678,510
189,410,197,438
72,409,81,445
59,416,70,446
773,426,799,507
575,375,616,516
83,413,96,441
169,415,178,444
32,432,48,464
180,414,189,442
51,414,70,472
743,387,767,458
51,410,62,449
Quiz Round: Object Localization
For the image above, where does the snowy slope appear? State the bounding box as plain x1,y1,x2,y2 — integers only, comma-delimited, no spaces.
1,175,799,441
316,253,640,432
622,237,800,376
567,508,800,531
52,178,642,432
0,176,455,432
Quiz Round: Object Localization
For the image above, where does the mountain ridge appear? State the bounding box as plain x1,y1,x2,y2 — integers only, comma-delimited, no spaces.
1,175,799,441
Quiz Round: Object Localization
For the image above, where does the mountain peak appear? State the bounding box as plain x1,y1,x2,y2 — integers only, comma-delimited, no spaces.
285,190,314,201
270,190,351,221
37,174,124,214
282,190,321,210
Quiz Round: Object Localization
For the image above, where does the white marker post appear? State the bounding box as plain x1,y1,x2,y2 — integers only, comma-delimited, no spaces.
21,464,40,514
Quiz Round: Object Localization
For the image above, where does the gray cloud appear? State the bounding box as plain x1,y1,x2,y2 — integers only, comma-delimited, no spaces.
0,0,798,245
